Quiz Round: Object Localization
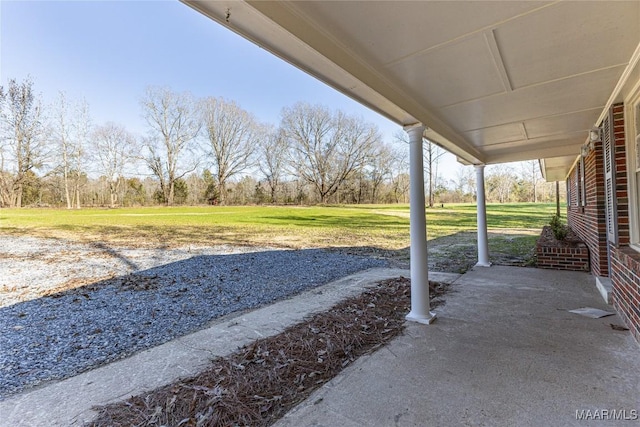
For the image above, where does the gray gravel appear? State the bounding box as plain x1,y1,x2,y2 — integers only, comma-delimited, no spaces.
0,239,386,399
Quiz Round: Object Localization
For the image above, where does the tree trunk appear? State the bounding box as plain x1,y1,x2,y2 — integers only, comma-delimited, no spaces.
15,183,23,208
428,168,434,208
64,171,72,209
168,181,175,206
219,181,226,205
109,182,117,208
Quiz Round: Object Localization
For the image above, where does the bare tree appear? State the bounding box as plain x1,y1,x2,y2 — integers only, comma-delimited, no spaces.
92,122,137,207
71,99,91,209
391,173,410,203
282,103,379,204
394,131,445,207
424,139,446,207
201,97,257,205
258,127,288,203
368,143,396,203
486,164,516,203
53,92,73,209
53,92,91,209
519,160,541,202
0,77,46,207
453,164,476,202
0,146,10,207
141,87,201,205
385,143,409,203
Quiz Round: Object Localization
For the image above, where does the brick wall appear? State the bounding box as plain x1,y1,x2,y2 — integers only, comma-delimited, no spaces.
567,102,640,344
608,104,640,344
564,102,640,344
611,246,640,343
566,130,608,276
536,242,590,271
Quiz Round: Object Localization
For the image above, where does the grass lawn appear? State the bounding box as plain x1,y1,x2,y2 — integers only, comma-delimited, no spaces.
0,203,560,253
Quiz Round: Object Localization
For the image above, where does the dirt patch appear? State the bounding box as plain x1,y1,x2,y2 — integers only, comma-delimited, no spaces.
38,276,116,297
88,277,449,427
339,230,539,274
1,229,537,309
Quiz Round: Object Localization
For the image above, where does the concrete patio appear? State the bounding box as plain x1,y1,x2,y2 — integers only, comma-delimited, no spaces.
277,266,640,427
2,265,638,426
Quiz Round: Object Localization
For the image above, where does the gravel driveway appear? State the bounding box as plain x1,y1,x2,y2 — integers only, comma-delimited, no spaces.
0,236,387,399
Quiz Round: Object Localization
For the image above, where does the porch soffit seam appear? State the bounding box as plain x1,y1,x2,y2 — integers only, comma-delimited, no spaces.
381,2,557,68
461,106,604,134
519,123,528,139
596,41,640,126
484,29,513,93
244,0,485,165
479,130,587,148
556,45,640,180
439,64,628,111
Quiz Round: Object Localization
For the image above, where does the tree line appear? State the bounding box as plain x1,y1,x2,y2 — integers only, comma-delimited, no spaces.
0,77,561,209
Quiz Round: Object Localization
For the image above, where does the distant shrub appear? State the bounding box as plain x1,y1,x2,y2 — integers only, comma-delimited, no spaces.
549,214,568,241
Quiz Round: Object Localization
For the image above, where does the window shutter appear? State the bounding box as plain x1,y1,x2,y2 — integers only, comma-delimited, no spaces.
575,166,580,206
603,109,618,244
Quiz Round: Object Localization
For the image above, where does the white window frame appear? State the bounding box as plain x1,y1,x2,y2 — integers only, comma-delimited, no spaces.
626,85,640,252
579,155,586,206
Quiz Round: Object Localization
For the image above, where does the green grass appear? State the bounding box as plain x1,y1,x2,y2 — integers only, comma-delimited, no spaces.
0,203,561,250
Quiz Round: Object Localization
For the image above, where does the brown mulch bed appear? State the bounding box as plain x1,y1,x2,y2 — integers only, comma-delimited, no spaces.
88,277,449,427
537,225,585,247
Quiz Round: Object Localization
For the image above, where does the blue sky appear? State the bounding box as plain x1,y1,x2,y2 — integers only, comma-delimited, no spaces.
1,0,460,178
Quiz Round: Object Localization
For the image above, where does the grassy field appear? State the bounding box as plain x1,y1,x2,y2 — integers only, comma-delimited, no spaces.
0,203,560,252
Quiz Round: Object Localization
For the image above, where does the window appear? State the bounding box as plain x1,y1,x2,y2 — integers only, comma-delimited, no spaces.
569,159,584,208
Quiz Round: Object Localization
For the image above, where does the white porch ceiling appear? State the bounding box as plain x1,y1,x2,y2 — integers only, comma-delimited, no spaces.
183,0,640,180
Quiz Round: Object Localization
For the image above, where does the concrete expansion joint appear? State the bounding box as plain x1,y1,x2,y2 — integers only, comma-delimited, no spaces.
183,344,217,358
251,329,267,338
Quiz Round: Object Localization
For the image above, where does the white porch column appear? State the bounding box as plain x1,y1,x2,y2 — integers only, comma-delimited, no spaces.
405,124,436,324
475,164,491,267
